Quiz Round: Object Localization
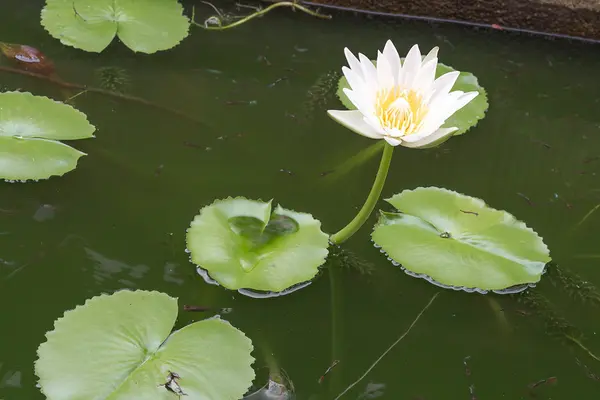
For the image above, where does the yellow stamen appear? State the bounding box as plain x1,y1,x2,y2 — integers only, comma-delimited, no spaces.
375,87,428,135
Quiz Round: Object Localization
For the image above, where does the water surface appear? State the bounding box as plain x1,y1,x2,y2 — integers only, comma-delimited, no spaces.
1,1,600,399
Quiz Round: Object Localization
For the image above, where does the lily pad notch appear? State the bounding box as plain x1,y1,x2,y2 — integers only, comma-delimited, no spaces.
0,91,95,182
41,0,190,53
186,197,330,297
371,187,551,294
35,290,255,400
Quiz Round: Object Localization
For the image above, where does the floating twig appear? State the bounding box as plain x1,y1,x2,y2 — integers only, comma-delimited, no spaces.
268,76,288,88
530,139,551,149
469,384,478,399
573,203,600,230
460,210,479,216
224,100,257,106
318,359,340,383
517,192,535,206
463,356,472,377
566,335,600,362
333,292,440,399
527,376,557,390
183,305,212,312
575,357,600,381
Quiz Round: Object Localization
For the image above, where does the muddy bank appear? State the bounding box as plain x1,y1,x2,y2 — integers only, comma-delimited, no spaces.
292,0,600,41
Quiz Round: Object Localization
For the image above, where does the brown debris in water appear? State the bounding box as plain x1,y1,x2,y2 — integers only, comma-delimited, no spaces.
0,42,55,76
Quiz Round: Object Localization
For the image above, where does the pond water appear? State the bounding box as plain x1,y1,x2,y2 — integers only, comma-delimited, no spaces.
2,0,600,399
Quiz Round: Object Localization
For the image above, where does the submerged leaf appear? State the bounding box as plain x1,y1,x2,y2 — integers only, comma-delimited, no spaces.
41,0,190,53
95,66,130,93
372,187,550,293
546,263,600,306
186,197,329,294
336,61,488,138
0,91,95,181
35,290,255,400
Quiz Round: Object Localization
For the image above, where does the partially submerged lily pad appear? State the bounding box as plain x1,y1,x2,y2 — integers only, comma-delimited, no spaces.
41,0,190,53
35,290,255,400
336,61,488,139
371,187,550,293
186,197,330,295
0,91,95,182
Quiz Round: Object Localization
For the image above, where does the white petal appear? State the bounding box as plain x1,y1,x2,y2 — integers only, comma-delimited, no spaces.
382,40,401,85
342,66,365,92
364,113,385,133
358,53,378,88
427,88,464,118
440,91,479,119
427,71,460,104
376,50,394,88
384,136,402,146
458,90,479,105
401,127,458,148
420,92,466,134
344,48,364,78
327,110,384,140
344,87,375,114
419,90,479,138
414,59,437,93
400,44,421,88
422,46,439,65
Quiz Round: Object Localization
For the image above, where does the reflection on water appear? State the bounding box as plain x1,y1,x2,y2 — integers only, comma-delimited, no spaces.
84,247,149,286
32,204,56,222
0,364,21,390
357,382,385,399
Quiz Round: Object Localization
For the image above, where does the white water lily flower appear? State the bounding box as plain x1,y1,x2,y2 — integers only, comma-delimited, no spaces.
328,41,479,148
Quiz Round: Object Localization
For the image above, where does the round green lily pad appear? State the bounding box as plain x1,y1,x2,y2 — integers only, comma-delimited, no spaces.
336,61,488,138
41,0,190,53
186,197,330,295
372,187,551,293
0,91,95,181
35,290,255,400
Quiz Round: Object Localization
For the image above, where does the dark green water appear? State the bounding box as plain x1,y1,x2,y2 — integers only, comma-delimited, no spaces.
2,1,600,399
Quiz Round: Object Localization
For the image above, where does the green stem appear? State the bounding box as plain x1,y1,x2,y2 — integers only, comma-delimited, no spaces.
330,143,394,245
191,2,331,31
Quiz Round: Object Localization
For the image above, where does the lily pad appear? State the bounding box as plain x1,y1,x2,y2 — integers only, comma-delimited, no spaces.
186,197,330,294
372,187,550,293
336,61,488,137
0,91,95,181
41,0,190,53
35,290,255,400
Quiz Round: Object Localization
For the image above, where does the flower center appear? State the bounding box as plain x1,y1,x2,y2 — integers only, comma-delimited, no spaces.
375,87,428,135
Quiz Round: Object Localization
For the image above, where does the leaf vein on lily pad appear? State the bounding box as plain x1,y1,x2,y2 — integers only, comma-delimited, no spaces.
41,0,189,53
372,187,551,293
186,197,330,295
35,289,255,400
0,91,95,181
